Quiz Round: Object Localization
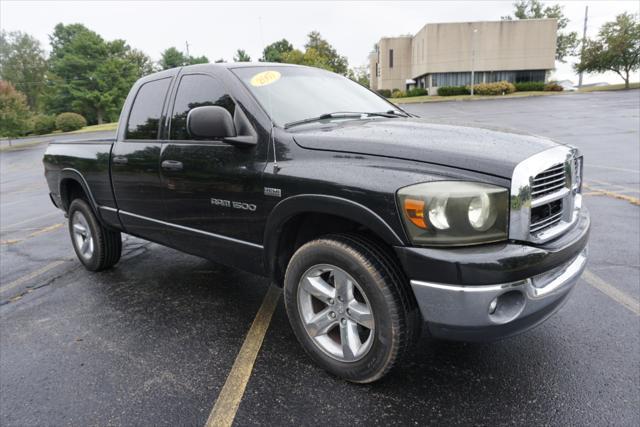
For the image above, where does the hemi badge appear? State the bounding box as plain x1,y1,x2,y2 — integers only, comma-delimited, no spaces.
264,187,282,198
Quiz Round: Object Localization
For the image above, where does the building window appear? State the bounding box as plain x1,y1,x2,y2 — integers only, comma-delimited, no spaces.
389,49,394,69
515,70,546,82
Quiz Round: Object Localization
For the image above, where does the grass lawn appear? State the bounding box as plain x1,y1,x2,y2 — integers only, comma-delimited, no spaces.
578,82,640,92
390,90,564,104
68,122,118,133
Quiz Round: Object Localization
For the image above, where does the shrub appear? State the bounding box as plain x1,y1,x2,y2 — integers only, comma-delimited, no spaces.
514,81,546,92
391,89,406,98
406,88,428,97
32,115,57,135
471,81,516,96
377,89,392,98
55,112,87,132
0,81,32,138
544,82,564,92
437,85,470,96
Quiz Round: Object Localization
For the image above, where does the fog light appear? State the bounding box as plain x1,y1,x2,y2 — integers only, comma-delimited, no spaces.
488,298,498,315
487,290,526,324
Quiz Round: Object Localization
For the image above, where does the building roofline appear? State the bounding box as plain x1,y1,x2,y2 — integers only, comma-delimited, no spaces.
374,18,557,44
414,17,557,35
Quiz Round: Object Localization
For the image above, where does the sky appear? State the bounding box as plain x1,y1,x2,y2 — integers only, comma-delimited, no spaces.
2,0,639,85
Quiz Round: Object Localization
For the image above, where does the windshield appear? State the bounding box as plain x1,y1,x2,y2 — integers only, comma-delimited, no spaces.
231,66,399,127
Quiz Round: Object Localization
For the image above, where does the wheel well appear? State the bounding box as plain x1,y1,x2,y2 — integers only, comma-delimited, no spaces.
60,178,88,212
272,212,387,286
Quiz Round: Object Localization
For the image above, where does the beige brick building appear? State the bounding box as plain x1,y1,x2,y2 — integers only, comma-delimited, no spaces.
369,19,557,93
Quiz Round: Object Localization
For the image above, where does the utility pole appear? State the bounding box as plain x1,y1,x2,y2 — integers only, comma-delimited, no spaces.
578,6,588,88
185,41,190,57
470,28,478,96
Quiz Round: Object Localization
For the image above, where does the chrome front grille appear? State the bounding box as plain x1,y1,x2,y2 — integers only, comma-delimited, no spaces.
528,163,569,233
531,164,567,198
510,146,582,244
530,199,563,233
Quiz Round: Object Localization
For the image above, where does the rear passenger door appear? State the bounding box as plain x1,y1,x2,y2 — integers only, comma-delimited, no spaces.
111,76,173,244
159,73,266,270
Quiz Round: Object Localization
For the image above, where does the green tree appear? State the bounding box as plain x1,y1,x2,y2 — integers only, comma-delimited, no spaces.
46,23,144,124
0,80,32,138
276,32,349,75
127,48,156,77
261,39,293,62
348,66,370,87
575,13,640,89
233,49,251,62
160,47,209,69
281,48,332,71
0,31,47,110
304,31,348,74
188,55,209,65
502,0,579,62
160,47,187,70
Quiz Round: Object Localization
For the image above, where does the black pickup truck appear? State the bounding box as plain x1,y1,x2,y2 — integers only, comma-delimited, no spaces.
43,63,590,383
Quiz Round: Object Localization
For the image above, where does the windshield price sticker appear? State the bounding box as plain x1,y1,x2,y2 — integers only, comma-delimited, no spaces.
250,70,281,87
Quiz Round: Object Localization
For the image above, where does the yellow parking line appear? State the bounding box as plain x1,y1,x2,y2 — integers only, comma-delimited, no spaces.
582,184,640,206
204,285,281,427
0,259,68,294
587,178,640,193
583,270,640,316
586,164,639,174
1,211,59,231
1,223,64,245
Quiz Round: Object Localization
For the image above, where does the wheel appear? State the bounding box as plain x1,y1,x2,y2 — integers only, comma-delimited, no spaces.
284,233,420,383
68,199,122,271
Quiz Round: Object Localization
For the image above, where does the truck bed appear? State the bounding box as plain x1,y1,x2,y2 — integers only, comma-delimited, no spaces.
43,137,117,215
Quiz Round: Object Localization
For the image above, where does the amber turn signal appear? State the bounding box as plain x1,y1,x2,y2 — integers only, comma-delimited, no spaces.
403,198,427,229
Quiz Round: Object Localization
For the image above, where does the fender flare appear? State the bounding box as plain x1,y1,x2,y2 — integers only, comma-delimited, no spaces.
263,194,406,278
58,168,101,218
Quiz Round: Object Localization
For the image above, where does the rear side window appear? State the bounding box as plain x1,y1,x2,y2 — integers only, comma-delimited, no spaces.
170,74,235,140
126,78,171,140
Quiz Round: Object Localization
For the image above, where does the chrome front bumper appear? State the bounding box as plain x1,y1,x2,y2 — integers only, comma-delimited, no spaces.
410,248,588,340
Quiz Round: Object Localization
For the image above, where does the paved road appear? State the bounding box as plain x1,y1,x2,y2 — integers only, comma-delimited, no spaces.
1,91,638,426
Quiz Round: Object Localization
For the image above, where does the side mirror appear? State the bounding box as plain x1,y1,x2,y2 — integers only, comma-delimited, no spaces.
187,106,236,140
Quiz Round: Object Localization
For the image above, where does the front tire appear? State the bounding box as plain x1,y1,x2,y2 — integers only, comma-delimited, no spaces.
68,199,122,271
284,233,420,383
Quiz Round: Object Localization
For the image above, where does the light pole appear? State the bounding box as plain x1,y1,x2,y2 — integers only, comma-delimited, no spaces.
578,6,588,89
470,28,478,96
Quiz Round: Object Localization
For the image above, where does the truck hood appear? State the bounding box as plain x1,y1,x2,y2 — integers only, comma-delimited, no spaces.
292,119,560,178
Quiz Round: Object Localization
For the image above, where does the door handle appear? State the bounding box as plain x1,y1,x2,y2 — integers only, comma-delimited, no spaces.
112,156,128,165
161,160,183,171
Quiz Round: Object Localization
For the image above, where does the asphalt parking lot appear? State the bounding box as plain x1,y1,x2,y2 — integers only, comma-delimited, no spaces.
1,90,639,426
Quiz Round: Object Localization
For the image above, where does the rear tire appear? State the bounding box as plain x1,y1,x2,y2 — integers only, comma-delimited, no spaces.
68,199,121,271
284,233,420,383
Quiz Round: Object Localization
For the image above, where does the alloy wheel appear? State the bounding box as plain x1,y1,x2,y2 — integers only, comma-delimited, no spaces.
297,264,375,362
71,210,94,260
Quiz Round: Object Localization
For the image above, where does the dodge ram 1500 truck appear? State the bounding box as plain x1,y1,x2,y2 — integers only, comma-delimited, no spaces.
43,63,590,383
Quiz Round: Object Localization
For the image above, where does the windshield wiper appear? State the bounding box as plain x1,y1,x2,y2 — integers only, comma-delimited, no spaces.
379,109,411,118
284,111,406,129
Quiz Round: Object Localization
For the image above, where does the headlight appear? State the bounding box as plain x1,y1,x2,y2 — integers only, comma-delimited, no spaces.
397,181,509,246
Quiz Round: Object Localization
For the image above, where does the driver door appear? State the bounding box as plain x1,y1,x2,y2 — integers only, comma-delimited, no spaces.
159,73,266,271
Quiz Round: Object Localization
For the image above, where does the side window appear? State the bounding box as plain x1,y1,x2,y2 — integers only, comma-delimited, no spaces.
126,78,171,140
170,74,235,140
